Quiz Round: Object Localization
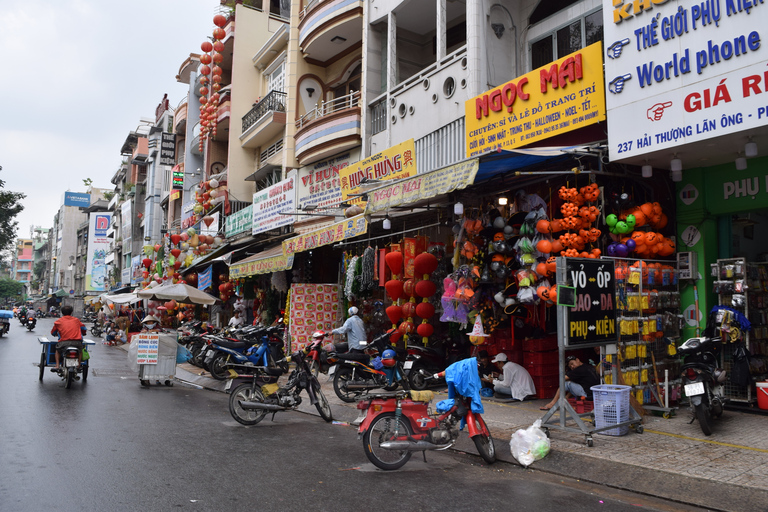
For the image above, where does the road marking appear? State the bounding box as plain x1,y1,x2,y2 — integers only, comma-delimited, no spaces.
642,429,768,453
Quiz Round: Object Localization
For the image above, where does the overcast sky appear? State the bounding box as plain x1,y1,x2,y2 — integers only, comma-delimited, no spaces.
0,0,216,239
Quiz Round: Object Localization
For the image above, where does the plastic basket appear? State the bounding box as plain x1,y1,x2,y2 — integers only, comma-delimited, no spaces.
591,384,630,436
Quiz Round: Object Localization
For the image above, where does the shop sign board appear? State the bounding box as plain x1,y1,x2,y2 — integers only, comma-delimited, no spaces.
560,257,617,346
63,192,91,208
297,149,360,210
130,255,142,286
159,132,176,166
85,213,112,292
172,164,184,189
289,283,340,350
121,199,132,252
226,204,253,237
121,267,131,287
181,201,196,229
282,214,367,255
365,159,480,214
252,176,296,235
135,332,159,365
339,140,416,207
230,251,294,278
603,0,768,162
465,43,605,158
698,160,768,215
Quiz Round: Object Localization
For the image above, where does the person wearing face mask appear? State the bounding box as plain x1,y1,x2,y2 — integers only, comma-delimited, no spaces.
141,315,161,332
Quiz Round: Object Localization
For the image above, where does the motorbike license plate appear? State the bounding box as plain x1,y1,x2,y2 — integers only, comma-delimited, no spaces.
328,365,336,376
404,360,413,370
206,349,214,358
64,359,78,368
684,382,705,396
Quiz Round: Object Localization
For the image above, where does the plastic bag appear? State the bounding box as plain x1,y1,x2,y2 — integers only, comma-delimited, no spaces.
509,419,550,467
176,345,193,364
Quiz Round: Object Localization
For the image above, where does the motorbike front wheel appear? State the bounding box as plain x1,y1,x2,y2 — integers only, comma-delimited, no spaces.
363,412,413,470
470,415,497,464
208,353,230,381
314,387,333,422
229,383,268,425
695,402,713,436
407,362,428,391
308,359,320,378
333,367,358,403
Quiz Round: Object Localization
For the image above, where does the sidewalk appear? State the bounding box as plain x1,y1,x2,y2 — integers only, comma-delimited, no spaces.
123,344,768,511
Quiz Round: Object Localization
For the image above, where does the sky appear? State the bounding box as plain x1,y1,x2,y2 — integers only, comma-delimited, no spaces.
0,0,217,239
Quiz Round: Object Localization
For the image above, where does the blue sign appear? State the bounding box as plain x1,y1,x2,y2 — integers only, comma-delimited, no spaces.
94,214,111,236
198,265,212,291
64,192,91,207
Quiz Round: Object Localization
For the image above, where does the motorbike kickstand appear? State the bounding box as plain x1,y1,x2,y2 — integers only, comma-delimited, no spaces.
688,414,696,424
271,412,278,422
422,451,428,463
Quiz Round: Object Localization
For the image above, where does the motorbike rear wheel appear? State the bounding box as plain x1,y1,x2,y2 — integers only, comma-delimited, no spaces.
65,369,74,389
229,383,268,425
695,402,713,436
333,367,358,403
208,353,230,381
470,415,496,464
363,412,413,470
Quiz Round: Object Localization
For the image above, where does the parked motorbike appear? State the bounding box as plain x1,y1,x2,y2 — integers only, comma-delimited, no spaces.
357,362,496,470
205,325,287,380
404,343,449,390
331,332,408,402
25,316,36,331
679,336,727,436
229,345,333,425
90,321,103,337
306,330,337,377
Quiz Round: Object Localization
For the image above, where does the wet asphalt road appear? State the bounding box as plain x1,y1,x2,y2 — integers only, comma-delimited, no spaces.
0,318,709,512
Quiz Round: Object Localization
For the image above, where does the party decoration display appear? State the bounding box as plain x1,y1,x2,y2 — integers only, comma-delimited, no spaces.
288,284,340,350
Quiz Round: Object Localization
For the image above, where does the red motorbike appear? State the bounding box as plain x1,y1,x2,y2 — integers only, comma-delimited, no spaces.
357,360,496,470
306,331,338,377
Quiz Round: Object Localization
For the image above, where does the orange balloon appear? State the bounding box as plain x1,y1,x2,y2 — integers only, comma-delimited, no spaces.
656,213,668,229
550,219,563,233
536,239,552,253
536,262,549,276
640,203,654,218
550,239,564,253
536,219,551,234
632,211,647,227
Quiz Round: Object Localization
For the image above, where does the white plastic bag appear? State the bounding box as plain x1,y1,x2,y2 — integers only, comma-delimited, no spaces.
509,419,551,467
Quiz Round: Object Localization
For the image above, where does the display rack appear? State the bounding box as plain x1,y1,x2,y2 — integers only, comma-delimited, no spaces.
712,258,768,403
610,257,681,415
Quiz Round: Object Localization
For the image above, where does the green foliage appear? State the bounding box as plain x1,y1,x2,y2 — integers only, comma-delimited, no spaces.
0,170,25,253
33,260,46,280
0,277,24,299
103,191,115,201
83,178,93,188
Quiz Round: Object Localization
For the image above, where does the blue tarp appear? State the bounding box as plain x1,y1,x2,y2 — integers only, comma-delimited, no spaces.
0,310,13,319
445,357,484,414
474,148,580,183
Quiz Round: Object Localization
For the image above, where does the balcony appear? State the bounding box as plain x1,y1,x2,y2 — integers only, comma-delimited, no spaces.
299,0,363,64
240,90,287,149
174,98,188,135
294,91,361,164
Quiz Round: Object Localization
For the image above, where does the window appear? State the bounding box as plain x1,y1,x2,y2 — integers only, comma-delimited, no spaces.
268,62,285,93
333,64,361,100
530,9,603,69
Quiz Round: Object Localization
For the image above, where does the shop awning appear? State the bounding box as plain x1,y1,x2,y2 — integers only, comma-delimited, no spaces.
473,145,593,183
229,244,294,278
281,213,367,255
53,289,69,298
83,295,101,305
102,292,142,305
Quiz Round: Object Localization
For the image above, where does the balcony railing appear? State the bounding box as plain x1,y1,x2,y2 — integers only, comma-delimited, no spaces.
296,91,361,130
242,90,286,133
299,0,321,21
370,97,387,135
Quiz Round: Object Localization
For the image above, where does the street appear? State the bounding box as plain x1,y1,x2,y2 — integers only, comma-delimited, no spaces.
0,318,711,511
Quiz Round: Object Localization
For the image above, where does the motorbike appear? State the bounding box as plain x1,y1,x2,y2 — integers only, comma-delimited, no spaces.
0,310,11,337
306,330,338,377
229,345,333,425
404,342,452,390
204,325,287,380
18,312,28,325
331,332,409,402
679,336,727,436
90,321,103,337
357,361,496,470
25,316,37,331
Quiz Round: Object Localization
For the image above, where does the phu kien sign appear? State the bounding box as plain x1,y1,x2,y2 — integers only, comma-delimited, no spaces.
465,43,606,157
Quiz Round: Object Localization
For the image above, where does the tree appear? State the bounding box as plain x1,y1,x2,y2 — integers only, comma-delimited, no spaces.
0,169,25,253
0,277,24,302
83,178,93,188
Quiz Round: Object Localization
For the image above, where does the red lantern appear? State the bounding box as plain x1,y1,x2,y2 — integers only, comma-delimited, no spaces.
213,41,224,52
384,280,403,301
401,302,416,319
212,52,223,64
415,280,437,298
415,302,435,319
403,279,416,297
212,27,225,39
414,252,439,276
417,323,434,338
219,273,229,282
200,65,211,75
213,14,227,27
385,305,402,324
398,321,414,335
173,261,182,270
142,270,149,279
142,258,152,269
219,284,227,292
212,65,223,76
389,329,402,343
199,86,209,96
164,301,174,310
201,41,213,53
171,248,181,258
212,75,222,83
385,252,403,276
200,54,211,65
170,234,181,245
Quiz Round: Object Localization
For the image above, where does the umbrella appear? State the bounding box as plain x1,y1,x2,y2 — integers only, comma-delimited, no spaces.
136,282,218,305
102,292,141,305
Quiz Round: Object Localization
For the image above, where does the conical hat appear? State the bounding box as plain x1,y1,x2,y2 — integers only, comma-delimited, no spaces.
469,315,489,337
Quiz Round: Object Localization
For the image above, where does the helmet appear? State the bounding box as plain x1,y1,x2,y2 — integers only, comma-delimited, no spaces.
348,306,359,316
381,348,397,367
312,330,325,340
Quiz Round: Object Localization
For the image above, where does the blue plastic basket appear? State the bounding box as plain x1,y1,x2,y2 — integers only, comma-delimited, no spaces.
591,384,630,436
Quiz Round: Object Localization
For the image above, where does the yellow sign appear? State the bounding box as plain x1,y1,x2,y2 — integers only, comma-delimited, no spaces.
465,43,605,157
339,139,417,206
170,190,180,201
365,159,479,214
283,214,367,255
230,252,294,278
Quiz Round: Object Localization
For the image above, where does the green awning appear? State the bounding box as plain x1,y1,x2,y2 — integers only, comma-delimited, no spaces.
53,289,68,298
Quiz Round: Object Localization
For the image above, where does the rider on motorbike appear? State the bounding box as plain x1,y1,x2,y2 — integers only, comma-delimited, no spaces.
50,305,87,371
332,307,366,356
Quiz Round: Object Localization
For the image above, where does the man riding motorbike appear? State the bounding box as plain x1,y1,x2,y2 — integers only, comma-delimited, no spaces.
332,307,366,357
51,305,87,373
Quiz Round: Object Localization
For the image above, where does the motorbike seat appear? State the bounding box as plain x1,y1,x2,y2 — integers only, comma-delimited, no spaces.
336,351,369,364
214,339,250,350
409,390,434,402
334,342,349,353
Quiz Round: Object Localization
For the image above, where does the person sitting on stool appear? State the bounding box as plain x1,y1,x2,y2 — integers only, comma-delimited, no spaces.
482,352,536,401
540,355,600,410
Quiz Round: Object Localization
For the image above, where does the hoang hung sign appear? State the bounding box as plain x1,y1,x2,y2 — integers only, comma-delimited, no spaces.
282,214,367,255
339,140,416,207
466,43,605,157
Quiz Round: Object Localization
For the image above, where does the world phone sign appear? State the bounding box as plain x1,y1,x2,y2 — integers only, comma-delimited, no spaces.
604,0,768,161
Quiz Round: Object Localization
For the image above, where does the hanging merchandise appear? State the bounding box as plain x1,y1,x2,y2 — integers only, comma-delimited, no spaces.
271,270,288,293
360,246,376,294
344,255,359,300
468,314,490,345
